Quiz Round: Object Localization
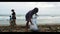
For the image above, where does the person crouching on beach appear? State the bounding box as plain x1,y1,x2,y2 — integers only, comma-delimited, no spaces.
25,7,39,32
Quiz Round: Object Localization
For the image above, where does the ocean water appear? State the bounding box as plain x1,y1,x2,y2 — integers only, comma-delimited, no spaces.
0,15,60,26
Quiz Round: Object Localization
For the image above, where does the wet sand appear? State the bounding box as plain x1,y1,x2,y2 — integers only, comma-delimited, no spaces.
0,25,60,32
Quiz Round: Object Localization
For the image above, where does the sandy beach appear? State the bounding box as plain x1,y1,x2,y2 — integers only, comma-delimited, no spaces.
0,24,60,32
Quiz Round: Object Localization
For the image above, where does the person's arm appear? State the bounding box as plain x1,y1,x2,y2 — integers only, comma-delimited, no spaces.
35,14,38,16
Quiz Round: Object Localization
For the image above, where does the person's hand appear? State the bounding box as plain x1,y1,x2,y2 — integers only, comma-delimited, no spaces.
35,14,39,17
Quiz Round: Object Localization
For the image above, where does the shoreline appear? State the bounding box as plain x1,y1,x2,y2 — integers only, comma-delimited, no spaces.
0,24,60,32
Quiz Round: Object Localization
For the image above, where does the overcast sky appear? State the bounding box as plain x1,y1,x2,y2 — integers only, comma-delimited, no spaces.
0,2,60,15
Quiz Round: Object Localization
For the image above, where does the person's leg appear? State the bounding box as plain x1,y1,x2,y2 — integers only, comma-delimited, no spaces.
26,21,29,28
26,18,31,28
30,19,33,25
11,19,15,27
13,19,16,26
25,18,32,32
25,21,29,32
10,19,13,29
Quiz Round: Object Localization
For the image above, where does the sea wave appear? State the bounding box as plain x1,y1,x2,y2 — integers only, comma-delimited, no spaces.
0,16,60,20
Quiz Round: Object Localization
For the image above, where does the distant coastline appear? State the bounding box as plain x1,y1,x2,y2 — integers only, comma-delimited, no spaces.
0,14,60,16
